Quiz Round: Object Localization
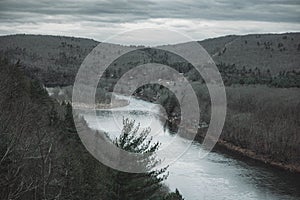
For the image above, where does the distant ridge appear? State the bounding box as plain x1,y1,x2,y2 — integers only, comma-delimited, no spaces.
0,32,299,86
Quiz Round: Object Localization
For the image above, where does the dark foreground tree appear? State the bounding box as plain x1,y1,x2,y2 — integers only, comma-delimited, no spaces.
164,189,184,200
108,118,169,200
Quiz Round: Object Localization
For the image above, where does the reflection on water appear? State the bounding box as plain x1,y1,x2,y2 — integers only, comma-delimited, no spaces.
83,95,300,200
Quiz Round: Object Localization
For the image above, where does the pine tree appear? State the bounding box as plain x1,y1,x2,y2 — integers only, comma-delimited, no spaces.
164,189,184,200
109,118,169,200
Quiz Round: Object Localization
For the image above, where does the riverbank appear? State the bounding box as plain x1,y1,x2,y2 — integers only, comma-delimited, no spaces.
73,98,129,109
192,129,300,173
46,87,131,109
97,99,129,109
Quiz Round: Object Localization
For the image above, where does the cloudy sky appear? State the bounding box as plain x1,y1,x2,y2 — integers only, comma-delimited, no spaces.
0,0,299,45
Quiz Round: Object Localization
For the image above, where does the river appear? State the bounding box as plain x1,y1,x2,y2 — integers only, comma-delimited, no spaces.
82,94,300,200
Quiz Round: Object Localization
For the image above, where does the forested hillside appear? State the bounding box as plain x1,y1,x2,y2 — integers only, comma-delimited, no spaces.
192,83,300,171
0,59,183,200
0,35,98,86
0,33,299,87
200,33,300,74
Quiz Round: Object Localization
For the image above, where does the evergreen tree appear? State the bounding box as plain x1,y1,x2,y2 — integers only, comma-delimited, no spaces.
109,118,169,200
164,189,184,200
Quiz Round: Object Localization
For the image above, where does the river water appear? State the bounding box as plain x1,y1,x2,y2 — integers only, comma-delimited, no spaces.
83,94,300,200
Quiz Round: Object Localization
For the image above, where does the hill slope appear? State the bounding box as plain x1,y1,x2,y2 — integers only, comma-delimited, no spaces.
0,33,299,86
0,34,98,86
199,33,300,73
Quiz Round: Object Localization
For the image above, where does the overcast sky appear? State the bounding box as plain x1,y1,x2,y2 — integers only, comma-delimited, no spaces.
0,0,299,45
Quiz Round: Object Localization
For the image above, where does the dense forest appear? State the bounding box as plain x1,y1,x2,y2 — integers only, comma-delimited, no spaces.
193,83,300,169
0,59,184,199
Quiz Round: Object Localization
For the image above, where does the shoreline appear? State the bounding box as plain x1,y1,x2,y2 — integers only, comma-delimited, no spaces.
215,139,300,173
191,129,300,174
73,99,129,110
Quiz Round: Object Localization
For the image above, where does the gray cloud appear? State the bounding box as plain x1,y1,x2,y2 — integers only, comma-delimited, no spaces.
1,0,299,23
0,0,299,44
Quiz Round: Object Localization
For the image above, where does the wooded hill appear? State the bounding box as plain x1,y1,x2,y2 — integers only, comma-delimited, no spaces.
0,33,299,87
